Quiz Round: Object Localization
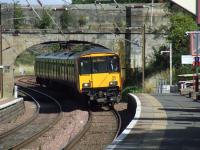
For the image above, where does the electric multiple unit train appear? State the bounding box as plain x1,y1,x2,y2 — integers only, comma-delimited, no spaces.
35,47,122,105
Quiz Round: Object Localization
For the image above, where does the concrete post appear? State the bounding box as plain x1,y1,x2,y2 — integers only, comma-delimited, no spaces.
14,85,18,98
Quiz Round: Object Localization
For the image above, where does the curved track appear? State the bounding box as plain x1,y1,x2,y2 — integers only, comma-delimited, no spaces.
15,76,122,149
0,90,39,139
65,106,121,150
0,85,62,149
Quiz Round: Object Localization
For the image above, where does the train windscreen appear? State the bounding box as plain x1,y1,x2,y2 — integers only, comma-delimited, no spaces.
80,56,119,74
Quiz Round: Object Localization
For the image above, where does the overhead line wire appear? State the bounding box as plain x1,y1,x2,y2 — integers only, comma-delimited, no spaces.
36,0,64,34
25,0,42,20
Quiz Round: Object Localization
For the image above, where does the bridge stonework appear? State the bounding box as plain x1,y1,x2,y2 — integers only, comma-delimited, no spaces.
2,33,125,97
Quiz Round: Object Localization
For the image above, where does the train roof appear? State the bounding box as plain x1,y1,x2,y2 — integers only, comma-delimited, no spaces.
74,47,115,57
36,47,116,60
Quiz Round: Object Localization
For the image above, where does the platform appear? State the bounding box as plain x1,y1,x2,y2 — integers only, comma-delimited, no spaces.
0,98,24,123
107,93,200,149
107,93,167,149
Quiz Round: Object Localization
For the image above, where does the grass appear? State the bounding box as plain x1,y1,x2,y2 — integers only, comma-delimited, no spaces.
121,86,143,102
14,65,34,76
144,69,170,93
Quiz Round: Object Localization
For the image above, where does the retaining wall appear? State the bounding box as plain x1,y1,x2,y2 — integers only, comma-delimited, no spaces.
127,93,137,116
0,98,24,123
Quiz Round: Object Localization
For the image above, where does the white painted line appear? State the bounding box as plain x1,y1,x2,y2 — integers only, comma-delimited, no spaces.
106,93,141,149
0,98,23,109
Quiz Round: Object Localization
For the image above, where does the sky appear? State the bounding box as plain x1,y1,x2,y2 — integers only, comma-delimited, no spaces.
0,0,72,5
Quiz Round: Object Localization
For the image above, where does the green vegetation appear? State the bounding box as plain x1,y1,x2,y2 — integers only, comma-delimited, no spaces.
15,51,36,66
14,65,35,76
35,9,53,29
168,12,198,82
147,12,198,84
168,13,198,68
121,86,142,101
147,45,170,76
78,16,87,27
14,51,37,76
60,11,74,30
43,43,61,52
13,1,24,29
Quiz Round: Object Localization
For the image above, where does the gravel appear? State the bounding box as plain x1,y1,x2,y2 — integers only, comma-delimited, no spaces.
2,76,135,149
0,101,36,135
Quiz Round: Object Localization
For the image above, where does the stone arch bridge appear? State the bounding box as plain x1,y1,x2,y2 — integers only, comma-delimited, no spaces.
2,32,125,97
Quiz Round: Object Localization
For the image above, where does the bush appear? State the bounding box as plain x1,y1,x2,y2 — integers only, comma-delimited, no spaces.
121,86,142,102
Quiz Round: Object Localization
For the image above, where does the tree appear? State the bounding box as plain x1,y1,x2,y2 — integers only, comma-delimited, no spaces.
13,1,24,29
36,9,52,29
168,12,198,68
167,12,199,81
60,11,73,30
145,6,200,87
78,16,87,27
148,11,199,83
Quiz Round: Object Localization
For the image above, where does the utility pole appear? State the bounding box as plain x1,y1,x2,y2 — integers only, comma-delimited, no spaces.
195,33,199,93
0,4,3,98
125,6,131,84
142,24,146,91
170,43,172,86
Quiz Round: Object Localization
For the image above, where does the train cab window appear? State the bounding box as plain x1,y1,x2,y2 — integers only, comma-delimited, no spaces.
80,56,119,74
80,58,92,74
92,57,108,73
108,56,119,72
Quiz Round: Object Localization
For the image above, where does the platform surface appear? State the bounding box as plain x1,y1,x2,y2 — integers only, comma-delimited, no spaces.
0,98,23,109
108,93,200,149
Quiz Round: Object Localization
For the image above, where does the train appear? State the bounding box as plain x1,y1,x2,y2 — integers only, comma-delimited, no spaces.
35,46,122,105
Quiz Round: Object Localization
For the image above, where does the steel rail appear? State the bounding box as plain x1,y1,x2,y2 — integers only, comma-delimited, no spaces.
0,85,62,149
10,85,63,150
111,106,122,140
63,110,92,150
17,76,36,86
64,105,121,150
0,90,40,139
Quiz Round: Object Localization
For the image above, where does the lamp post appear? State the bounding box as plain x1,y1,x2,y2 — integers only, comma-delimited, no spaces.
150,0,154,27
0,4,3,98
161,43,173,86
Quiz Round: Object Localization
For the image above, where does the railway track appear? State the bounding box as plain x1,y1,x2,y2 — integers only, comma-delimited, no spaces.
0,85,62,149
14,76,123,149
15,75,37,86
65,106,121,150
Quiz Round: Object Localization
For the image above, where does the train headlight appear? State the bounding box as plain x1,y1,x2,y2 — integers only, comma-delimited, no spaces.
82,82,91,88
109,81,118,87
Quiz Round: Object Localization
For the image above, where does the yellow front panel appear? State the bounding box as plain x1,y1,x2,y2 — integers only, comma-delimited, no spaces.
79,52,121,91
79,73,121,91
79,74,92,91
82,53,114,57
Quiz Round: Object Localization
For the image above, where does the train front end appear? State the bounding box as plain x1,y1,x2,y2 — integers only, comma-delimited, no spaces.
78,53,122,105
